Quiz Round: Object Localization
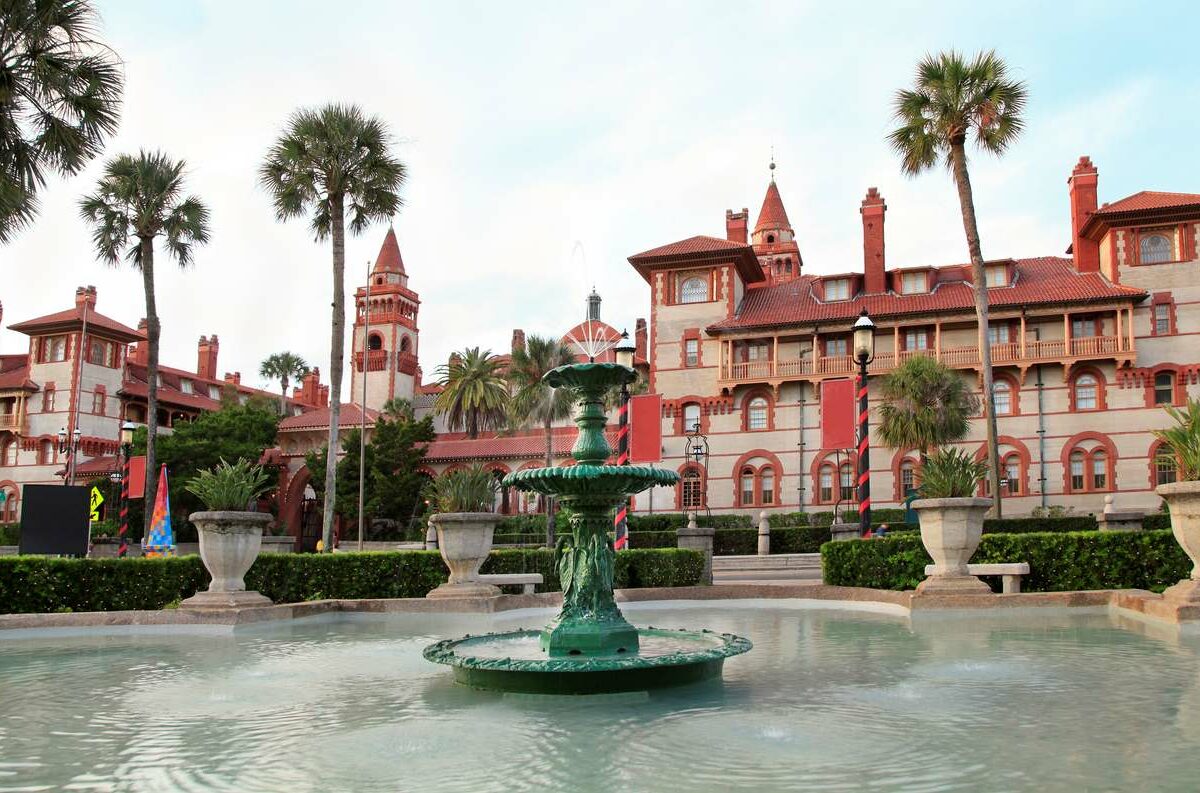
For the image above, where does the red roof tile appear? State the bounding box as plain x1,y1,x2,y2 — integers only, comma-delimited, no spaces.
629,235,751,260
8,306,145,342
1093,191,1200,215
707,257,1145,332
424,430,617,462
0,355,35,391
279,403,378,431
373,226,405,274
627,235,764,286
119,380,220,412
754,179,791,233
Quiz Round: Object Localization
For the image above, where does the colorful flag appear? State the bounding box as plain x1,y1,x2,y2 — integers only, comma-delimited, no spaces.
143,465,175,557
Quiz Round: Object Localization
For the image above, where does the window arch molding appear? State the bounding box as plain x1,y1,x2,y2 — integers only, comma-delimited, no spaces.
740,388,775,432
1060,431,1117,494
990,373,1021,416
1140,363,1188,407
809,449,857,506
731,449,783,508
890,447,921,501
678,276,709,304
1149,439,1179,489
1068,366,1107,412
0,480,18,522
974,436,1031,497
676,462,707,511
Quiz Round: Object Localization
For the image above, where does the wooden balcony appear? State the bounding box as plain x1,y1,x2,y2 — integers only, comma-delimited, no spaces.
0,413,19,431
718,334,1134,386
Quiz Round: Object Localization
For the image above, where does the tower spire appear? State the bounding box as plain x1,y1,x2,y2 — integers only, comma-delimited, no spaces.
769,146,776,182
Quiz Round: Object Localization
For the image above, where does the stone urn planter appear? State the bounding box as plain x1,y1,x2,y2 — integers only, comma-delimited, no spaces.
180,511,273,609
426,512,501,599
914,497,993,594
1157,480,1200,603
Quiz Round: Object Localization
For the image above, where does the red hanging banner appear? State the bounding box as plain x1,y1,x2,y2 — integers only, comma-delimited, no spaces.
820,379,856,450
629,394,663,464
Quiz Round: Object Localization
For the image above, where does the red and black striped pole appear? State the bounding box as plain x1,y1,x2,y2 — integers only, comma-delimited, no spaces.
852,309,875,537
118,450,130,558
613,381,631,549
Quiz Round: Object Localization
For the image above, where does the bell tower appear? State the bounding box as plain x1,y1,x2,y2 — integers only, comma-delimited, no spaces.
350,227,421,411
750,159,803,283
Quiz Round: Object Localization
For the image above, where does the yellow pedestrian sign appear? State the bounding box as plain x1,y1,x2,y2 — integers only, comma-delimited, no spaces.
89,486,105,522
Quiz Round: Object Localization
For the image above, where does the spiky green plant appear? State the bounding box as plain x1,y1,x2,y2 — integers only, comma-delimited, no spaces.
186,458,273,511
877,356,978,460
1154,399,1200,482
918,447,990,499
434,347,509,439
429,465,495,514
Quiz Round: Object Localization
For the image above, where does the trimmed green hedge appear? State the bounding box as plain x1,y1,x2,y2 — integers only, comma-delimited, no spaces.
1143,513,1171,531
0,548,704,615
821,530,1189,593
983,516,1098,533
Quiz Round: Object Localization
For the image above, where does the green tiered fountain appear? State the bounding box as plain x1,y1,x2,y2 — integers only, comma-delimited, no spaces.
423,362,751,694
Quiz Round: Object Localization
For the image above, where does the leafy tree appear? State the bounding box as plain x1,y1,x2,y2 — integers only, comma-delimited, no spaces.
889,50,1026,514
0,0,123,242
259,351,310,414
130,397,280,537
876,356,978,463
507,335,575,544
434,347,509,439
80,151,210,532
260,103,405,552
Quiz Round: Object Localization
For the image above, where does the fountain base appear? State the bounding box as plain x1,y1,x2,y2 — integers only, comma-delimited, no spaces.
424,627,751,695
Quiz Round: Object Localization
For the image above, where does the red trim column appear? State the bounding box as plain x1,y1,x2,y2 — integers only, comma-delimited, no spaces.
118,451,130,557
856,369,871,534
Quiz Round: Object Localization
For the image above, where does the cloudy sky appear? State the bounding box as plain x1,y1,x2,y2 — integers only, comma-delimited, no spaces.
2,1,1197,397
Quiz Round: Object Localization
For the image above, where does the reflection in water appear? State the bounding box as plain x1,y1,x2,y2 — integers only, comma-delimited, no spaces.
1,604,1199,792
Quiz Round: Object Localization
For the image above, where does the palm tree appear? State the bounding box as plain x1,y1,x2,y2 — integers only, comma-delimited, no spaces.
79,151,210,532
434,347,509,439
888,50,1027,515
877,356,978,466
1,0,123,242
507,335,575,544
260,104,405,552
259,352,310,415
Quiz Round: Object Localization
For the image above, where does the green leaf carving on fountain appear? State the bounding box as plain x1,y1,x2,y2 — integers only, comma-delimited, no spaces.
503,362,680,658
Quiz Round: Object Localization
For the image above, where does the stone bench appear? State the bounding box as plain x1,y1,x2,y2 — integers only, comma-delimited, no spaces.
925,563,1030,594
478,573,544,595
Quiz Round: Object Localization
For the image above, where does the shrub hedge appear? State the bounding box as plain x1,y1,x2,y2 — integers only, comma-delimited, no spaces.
821,530,1189,593
982,516,1098,533
0,547,704,615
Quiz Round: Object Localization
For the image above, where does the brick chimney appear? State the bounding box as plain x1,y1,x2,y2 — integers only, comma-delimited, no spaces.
725,208,749,244
224,371,241,385
635,318,648,361
197,334,219,380
295,367,326,407
75,285,97,311
1069,156,1100,273
860,188,887,293
129,319,149,365
511,328,525,353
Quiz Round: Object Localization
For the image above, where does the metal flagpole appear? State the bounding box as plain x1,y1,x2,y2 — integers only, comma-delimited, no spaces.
66,298,89,486
358,259,370,551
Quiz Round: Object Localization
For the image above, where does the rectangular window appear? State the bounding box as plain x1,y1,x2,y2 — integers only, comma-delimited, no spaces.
1154,304,1172,335
684,339,699,368
682,475,702,509
824,279,850,301
1155,374,1174,405
180,379,193,394
904,329,928,350
1070,456,1085,491
825,337,848,357
210,386,221,400
1156,454,1178,486
761,471,774,505
1071,318,1098,338
746,343,769,361
901,272,927,294
92,391,106,415
43,388,56,412
985,265,1008,287
42,336,67,363
988,324,1010,345
1092,458,1107,490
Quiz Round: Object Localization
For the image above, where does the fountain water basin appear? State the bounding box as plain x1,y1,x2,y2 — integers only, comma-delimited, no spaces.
423,362,752,693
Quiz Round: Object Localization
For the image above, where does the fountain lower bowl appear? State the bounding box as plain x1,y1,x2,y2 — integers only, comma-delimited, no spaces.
423,628,752,695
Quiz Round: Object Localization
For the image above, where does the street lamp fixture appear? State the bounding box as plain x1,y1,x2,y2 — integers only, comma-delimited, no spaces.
119,421,136,447
57,426,82,454
852,310,876,536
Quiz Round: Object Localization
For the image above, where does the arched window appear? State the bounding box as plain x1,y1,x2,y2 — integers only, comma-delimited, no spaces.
1140,233,1173,264
367,333,383,351
993,380,1013,416
400,336,411,353
784,258,792,274
39,440,54,466
740,467,755,506
1092,451,1108,490
899,459,916,497
747,397,768,430
1155,446,1178,486
1003,454,1022,495
683,403,701,433
819,465,834,503
766,234,775,244
1154,372,1175,405
680,277,708,304
1070,451,1085,491
1073,374,1100,411
760,466,775,505
1065,438,1114,493
839,464,854,500
680,465,704,510
2,439,16,466
1,487,16,522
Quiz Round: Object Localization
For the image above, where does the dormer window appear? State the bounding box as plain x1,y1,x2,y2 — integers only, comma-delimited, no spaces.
41,336,67,363
1139,232,1174,264
180,379,193,395
985,265,1008,287
210,386,221,400
900,271,927,294
679,276,709,304
825,278,850,301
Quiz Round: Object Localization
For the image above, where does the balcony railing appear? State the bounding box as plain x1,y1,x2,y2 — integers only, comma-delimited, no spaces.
354,349,390,372
0,413,18,430
718,334,1130,383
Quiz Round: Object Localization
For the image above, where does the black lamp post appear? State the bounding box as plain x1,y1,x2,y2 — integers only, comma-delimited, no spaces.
57,426,82,486
117,421,135,557
852,310,876,536
613,337,636,550
684,419,710,515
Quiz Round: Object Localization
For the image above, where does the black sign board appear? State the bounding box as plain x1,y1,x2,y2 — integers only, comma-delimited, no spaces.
18,485,90,556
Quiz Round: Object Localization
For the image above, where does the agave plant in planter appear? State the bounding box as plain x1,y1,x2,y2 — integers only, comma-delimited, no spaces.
180,458,275,609
426,465,501,599
1154,399,1200,603
913,447,993,594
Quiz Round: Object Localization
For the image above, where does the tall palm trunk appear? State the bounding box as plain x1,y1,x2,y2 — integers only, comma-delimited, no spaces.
949,140,1003,515
322,193,346,551
279,375,289,416
544,414,555,546
140,236,160,533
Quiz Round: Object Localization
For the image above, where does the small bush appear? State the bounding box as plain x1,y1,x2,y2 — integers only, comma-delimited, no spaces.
1143,513,1172,531
821,530,1190,593
0,522,19,546
983,516,1098,533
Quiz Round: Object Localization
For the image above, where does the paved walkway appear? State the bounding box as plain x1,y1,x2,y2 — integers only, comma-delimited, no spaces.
713,553,823,586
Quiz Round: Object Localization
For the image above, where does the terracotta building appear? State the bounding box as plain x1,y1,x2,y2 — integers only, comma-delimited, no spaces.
627,157,1200,516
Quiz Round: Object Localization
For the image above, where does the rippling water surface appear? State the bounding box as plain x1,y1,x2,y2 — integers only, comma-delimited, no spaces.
2,602,1200,792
